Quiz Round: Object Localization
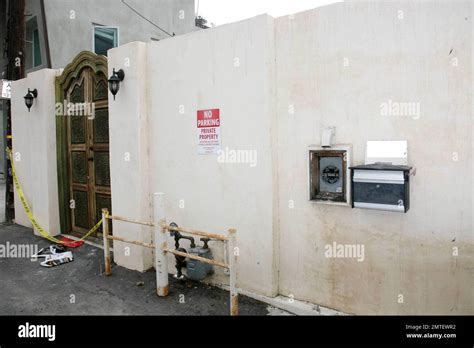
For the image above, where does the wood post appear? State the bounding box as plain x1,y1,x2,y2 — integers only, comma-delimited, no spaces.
228,228,238,316
163,247,229,269
102,208,111,276
161,223,228,241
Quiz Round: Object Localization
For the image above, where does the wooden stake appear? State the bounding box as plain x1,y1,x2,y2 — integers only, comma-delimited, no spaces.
102,208,111,276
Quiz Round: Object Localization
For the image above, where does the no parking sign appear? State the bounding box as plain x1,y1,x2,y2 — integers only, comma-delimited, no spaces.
197,108,221,155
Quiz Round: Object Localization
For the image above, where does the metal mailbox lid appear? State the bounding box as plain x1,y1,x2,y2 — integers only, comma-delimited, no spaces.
353,170,405,184
350,163,412,171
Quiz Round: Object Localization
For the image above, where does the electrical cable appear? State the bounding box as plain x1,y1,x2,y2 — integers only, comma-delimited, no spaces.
121,0,174,37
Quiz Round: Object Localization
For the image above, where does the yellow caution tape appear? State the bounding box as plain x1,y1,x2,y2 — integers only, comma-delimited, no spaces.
6,147,104,245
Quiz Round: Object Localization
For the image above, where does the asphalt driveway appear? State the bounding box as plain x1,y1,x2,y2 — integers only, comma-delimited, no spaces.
0,223,278,315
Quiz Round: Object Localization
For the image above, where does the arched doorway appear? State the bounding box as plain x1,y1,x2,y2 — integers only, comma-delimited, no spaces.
56,51,111,237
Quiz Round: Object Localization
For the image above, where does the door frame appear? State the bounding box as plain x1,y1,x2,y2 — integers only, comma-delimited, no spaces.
55,51,108,234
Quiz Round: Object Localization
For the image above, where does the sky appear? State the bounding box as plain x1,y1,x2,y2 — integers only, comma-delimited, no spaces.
195,0,343,27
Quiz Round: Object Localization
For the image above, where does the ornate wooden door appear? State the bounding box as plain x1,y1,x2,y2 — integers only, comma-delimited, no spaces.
56,51,111,236
90,73,112,234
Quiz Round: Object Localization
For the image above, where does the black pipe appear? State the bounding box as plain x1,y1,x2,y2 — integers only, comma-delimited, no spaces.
169,222,195,278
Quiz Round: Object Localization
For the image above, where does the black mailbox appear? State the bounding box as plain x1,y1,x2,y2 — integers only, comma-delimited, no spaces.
350,164,412,213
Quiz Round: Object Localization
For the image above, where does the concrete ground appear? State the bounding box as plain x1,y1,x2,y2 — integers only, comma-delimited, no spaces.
0,223,287,315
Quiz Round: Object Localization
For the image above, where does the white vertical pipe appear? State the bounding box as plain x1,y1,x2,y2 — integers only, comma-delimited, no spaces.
153,192,169,296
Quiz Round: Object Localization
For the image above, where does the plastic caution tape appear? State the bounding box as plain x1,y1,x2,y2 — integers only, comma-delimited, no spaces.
6,147,104,246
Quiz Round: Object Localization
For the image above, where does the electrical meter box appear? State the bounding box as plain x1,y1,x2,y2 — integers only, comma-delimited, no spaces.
309,149,349,203
350,164,411,213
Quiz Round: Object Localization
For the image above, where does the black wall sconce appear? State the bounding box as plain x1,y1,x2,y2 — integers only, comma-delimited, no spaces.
24,88,38,112
108,68,125,100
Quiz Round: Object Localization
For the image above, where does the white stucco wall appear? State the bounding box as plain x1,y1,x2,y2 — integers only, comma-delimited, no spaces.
275,1,473,314
147,15,278,296
109,15,279,296
11,69,61,236
108,42,153,272
106,1,473,313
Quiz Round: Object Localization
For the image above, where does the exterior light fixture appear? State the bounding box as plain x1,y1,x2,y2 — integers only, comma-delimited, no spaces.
24,88,38,112
108,68,125,100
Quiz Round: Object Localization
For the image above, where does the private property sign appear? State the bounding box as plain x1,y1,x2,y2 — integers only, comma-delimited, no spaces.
197,108,221,155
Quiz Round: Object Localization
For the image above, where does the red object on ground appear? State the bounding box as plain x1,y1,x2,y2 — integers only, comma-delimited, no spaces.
59,237,84,248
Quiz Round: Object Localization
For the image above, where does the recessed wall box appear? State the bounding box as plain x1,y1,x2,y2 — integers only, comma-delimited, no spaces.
350,163,412,213
309,149,349,203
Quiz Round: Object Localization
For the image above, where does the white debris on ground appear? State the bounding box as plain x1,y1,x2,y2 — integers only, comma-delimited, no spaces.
266,305,294,316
